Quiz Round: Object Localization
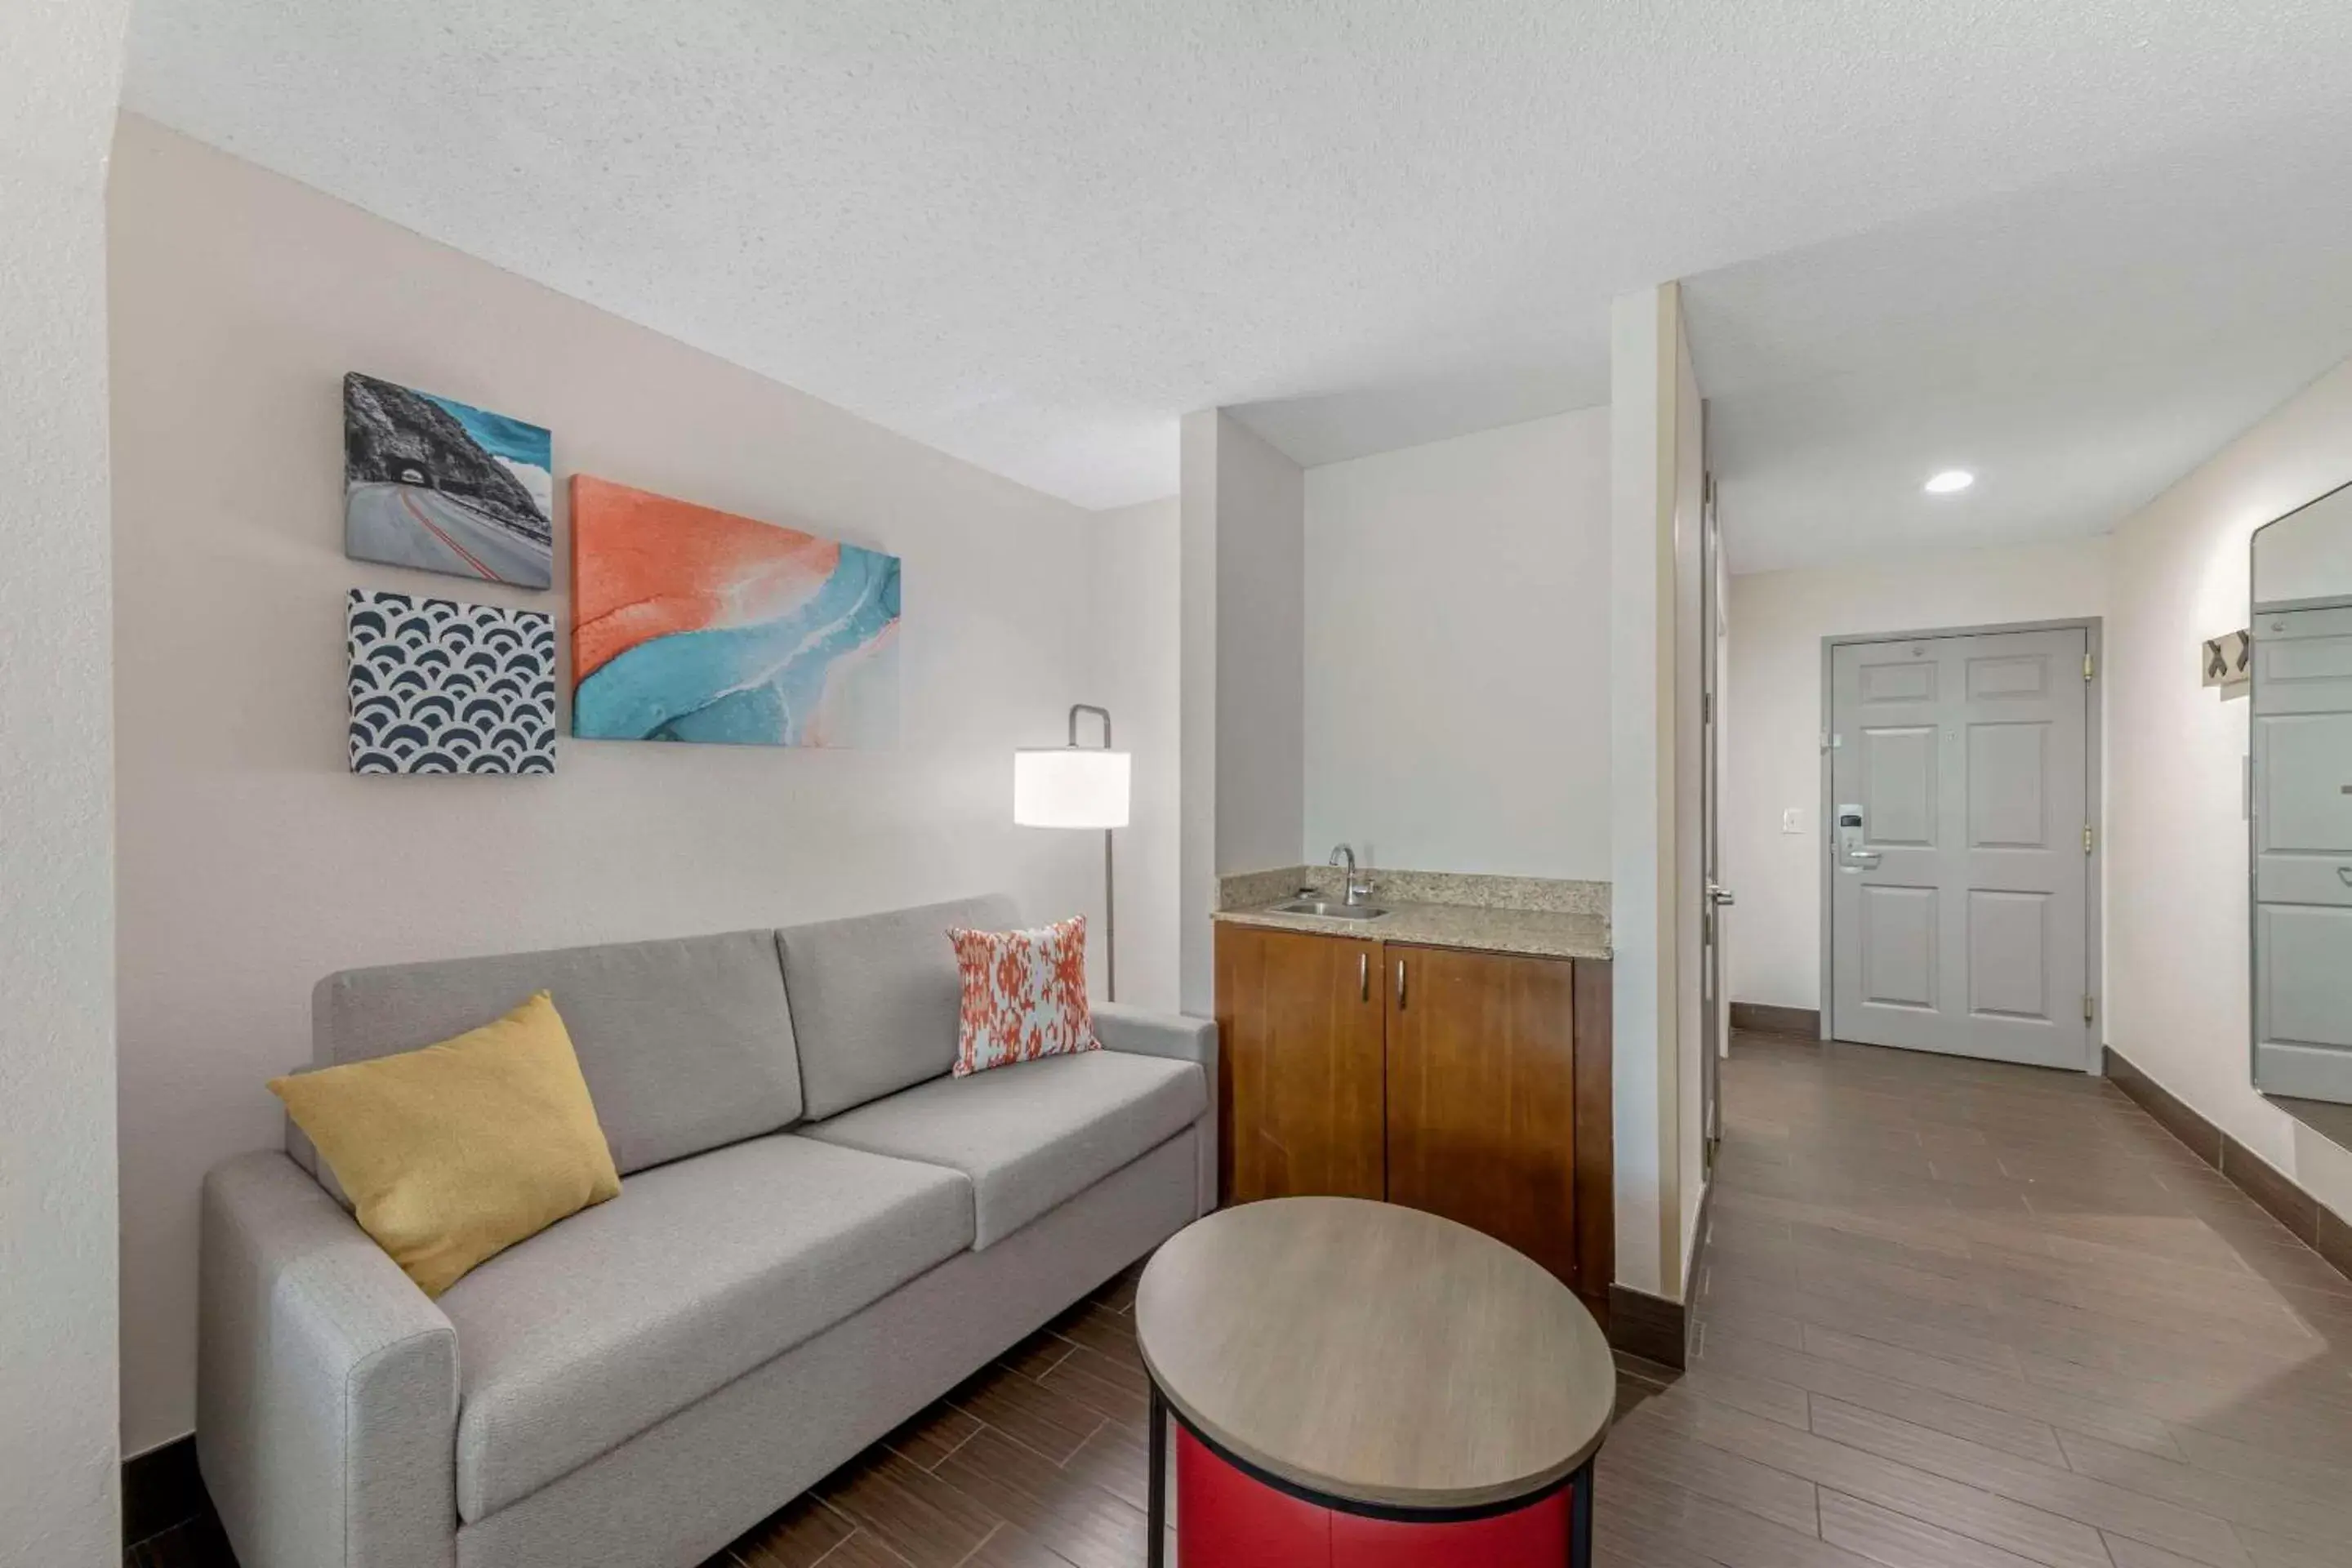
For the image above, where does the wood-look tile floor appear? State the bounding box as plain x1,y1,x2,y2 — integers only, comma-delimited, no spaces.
131,1030,2352,1568
1610,1031,2352,1568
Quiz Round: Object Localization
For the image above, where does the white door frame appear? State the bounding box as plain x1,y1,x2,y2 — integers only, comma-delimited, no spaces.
1816,617,2105,1071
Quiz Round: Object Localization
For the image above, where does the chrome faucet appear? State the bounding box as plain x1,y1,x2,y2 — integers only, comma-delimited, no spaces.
1328,844,1374,906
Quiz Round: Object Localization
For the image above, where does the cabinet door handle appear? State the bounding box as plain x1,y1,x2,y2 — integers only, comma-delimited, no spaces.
1358,951,1369,1000
1396,959,1407,1009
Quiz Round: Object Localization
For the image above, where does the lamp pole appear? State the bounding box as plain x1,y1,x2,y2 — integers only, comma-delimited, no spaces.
1067,704,1116,1001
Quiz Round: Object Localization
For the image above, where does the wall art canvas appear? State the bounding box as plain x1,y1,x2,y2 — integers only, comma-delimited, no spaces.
344,372,555,589
347,590,557,774
570,474,902,746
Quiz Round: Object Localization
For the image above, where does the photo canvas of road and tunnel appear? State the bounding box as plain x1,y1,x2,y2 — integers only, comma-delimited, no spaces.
343,372,555,589
568,474,902,747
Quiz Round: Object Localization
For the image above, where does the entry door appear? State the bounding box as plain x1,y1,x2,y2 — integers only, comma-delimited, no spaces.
2252,604,2352,1100
1829,628,2091,1069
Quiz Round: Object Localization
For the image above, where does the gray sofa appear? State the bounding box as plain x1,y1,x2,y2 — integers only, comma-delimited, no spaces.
197,895,1217,1568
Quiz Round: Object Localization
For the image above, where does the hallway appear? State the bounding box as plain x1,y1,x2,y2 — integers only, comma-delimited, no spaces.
1601,1031,2352,1568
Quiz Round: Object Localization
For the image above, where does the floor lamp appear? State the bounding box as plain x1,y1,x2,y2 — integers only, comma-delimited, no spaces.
1014,704,1131,1000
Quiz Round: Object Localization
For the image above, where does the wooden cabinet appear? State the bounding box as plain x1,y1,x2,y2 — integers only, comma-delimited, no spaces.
1385,942,1580,1287
1214,924,1614,1299
1214,923,1388,1205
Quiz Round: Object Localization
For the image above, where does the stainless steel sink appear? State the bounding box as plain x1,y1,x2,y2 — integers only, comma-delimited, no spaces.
1274,900,1388,920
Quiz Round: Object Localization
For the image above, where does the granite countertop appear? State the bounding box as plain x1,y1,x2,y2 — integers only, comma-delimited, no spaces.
1212,900,1612,961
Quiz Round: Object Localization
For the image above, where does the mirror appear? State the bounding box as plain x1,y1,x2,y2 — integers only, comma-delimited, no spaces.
2256,483,2352,612
2249,481,2352,1119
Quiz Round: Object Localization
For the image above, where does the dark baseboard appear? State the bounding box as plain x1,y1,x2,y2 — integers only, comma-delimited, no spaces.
1690,1169,1717,1294
123,1432,206,1548
2325,1204,2352,1283
2102,1046,2221,1164
1606,1283,1687,1369
1605,1177,1714,1371
2104,1045,2352,1283
1730,1002,1820,1040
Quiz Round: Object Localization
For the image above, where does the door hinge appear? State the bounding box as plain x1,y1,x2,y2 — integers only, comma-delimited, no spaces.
1704,691,1713,724
2083,823,2095,854
2083,993,2095,1023
2084,652,2096,681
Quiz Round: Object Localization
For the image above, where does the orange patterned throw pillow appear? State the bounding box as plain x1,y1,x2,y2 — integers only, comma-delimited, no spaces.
948,915,1098,1076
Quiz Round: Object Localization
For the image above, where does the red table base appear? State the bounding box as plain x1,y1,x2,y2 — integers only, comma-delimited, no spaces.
1172,1427,1579,1567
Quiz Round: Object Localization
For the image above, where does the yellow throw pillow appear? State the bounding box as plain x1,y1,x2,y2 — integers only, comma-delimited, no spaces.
270,991,621,1296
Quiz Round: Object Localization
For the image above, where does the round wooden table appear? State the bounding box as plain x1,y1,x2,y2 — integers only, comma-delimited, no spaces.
1135,1197,1615,1567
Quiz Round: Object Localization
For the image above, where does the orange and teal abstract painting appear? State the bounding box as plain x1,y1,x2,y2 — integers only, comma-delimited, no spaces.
570,475,901,746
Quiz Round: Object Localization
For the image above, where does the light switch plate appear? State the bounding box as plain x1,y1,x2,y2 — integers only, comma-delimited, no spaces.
1781,808,1805,835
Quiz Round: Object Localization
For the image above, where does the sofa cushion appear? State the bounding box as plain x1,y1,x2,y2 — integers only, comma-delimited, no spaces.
435,1133,973,1521
270,990,621,1297
777,893,1021,1119
310,929,801,1178
949,915,1098,1076
798,1048,1206,1247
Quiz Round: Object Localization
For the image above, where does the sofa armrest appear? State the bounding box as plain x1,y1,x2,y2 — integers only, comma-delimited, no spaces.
1094,1004,1219,1215
1093,1003,1216,1067
198,1151,458,1568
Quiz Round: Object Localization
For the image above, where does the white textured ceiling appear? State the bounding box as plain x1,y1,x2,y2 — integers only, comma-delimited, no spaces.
1686,110,2352,575
127,1,2352,510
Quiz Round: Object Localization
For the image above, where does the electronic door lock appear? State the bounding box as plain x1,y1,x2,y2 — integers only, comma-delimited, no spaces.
1836,804,1879,873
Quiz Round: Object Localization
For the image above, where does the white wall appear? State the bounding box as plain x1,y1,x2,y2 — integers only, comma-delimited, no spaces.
110,118,1127,1451
1178,413,1220,1013
1722,536,2112,1012
1087,497,1182,1013
1302,410,1611,877
1176,411,1304,1013
2,4,129,1559
2109,356,2352,1223
1672,327,1707,1290
1214,418,1307,875
1609,283,1698,1300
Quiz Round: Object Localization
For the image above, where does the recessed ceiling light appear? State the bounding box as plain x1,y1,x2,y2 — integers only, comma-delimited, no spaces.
1924,470,1976,494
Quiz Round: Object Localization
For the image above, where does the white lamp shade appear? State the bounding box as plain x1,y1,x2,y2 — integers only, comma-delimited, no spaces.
1014,747,1130,829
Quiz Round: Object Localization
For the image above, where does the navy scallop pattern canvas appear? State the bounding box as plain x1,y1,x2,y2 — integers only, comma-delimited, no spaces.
346,589,557,774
